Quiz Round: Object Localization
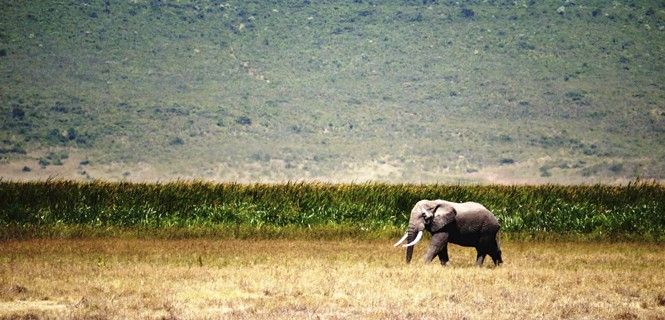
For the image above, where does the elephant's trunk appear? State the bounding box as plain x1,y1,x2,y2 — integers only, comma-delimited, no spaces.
405,224,420,264
406,230,414,263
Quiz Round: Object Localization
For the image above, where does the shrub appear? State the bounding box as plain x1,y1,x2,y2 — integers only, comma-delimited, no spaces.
11,105,25,119
66,128,77,141
460,8,475,18
46,129,67,144
609,163,624,174
169,137,185,145
236,116,252,126
565,90,585,101
38,158,49,168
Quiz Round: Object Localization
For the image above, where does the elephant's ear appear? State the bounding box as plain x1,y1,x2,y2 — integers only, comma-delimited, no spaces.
422,201,438,220
431,204,457,231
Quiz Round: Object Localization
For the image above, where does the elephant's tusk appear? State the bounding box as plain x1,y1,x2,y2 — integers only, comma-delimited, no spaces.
403,230,423,247
393,233,409,247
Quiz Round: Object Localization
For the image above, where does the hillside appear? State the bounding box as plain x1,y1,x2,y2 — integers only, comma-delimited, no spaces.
1,0,664,183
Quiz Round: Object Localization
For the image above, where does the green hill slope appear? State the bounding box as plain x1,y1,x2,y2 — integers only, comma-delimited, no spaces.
1,0,664,183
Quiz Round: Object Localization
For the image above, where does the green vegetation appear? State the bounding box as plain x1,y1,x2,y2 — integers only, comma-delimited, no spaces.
1,0,664,182
1,180,663,241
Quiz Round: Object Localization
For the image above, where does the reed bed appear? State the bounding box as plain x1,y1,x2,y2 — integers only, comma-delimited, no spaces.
1,180,663,240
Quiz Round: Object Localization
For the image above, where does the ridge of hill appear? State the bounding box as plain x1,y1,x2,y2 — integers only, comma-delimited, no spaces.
1,0,664,183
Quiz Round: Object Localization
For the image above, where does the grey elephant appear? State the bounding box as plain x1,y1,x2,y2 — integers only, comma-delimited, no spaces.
394,199,503,266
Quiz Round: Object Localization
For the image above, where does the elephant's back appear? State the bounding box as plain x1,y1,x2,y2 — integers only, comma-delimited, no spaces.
452,202,500,233
452,201,490,215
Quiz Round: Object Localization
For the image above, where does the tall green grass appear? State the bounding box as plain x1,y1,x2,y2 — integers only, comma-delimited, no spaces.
1,180,663,240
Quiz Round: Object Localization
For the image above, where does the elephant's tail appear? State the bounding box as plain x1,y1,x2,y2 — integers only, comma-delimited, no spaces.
496,230,503,264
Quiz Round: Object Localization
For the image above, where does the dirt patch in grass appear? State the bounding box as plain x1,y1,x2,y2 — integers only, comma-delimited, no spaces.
0,300,67,316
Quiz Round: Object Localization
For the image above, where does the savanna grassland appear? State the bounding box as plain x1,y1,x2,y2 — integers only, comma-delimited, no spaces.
1,181,665,318
1,239,665,319
1,0,664,183
3,0,665,316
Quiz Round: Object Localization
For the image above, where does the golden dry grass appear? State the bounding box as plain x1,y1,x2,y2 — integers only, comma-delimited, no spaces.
1,239,664,319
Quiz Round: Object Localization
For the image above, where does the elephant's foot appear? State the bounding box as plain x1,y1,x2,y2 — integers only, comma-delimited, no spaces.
423,256,437,264
475,255,486,267
490,250,503,266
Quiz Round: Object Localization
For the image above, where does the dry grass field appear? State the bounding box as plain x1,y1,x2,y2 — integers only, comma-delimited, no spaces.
1,239,664,319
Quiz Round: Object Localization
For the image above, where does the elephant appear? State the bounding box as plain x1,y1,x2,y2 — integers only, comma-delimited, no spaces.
394,199,503,267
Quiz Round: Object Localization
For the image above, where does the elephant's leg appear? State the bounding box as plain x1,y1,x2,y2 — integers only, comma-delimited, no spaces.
423,232,449,264
488,237,503,266
437,244,449,266
475,247,486,267
489,249,502,266
476,234,495,267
